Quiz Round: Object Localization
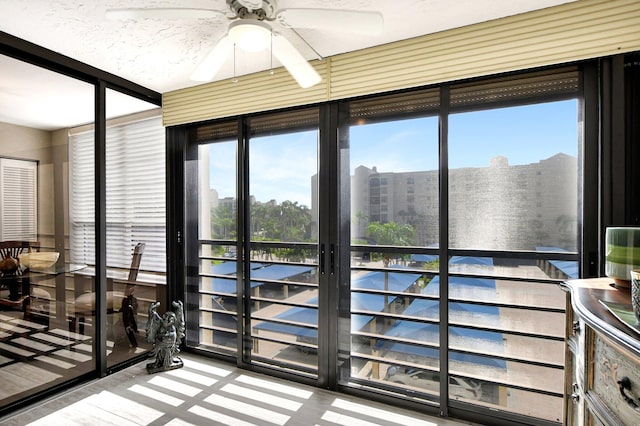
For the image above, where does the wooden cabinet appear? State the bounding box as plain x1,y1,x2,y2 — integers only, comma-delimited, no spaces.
562,278,640,425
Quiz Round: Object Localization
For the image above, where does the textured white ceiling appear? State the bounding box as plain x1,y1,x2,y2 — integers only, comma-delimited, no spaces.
0,0,576,129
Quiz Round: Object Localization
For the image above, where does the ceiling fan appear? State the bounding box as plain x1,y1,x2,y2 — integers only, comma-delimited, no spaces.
106,0,384,88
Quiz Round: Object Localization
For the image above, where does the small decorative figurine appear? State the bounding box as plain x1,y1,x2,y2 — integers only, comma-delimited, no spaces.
145,300,185,374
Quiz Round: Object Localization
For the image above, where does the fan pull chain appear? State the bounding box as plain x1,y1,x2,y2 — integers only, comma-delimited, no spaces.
290,27,324,61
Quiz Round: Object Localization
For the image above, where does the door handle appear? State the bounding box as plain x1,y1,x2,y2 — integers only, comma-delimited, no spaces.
320,244,326,275
330,244,335,275
617,376,639,408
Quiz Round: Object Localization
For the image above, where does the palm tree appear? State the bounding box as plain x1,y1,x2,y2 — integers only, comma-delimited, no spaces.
212,204,236,239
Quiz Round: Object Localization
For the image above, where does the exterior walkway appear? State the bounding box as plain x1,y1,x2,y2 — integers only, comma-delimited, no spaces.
1,352,478,426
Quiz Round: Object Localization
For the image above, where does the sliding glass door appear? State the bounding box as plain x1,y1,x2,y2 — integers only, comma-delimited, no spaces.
0,54,95,411
194,122,239,355
339,89,444,401
444,96,579,421
185,66,584,424
194,109,323,379
246,110,320,375
103,90,166,368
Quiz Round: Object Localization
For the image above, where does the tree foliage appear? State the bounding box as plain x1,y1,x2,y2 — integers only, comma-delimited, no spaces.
211,204,236,239
211,200,313,242
366,221,416,246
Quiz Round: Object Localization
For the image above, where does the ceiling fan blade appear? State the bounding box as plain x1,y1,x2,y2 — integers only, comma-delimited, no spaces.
276,9,383,35
190,35,233,82
236,0,263,10
272,34,321,89
106,8,224,20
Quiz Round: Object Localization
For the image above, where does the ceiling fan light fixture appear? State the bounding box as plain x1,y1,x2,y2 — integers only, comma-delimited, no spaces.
228,19,272,52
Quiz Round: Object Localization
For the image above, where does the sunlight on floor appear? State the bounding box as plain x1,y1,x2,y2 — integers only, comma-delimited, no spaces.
235,374,314,399
128,384,184,407
331,398,440,426
4,354,476,426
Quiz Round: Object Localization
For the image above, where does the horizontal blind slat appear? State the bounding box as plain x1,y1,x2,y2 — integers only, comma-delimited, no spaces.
69,114,166,271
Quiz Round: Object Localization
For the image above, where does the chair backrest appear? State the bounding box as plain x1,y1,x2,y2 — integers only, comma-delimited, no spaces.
127,242,145,281
0,241,39,260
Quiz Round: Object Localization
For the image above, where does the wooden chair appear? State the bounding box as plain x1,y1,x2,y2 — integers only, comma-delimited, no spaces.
0,240,39,301
0,240,39,267
70,242,146,334
127,242,145,282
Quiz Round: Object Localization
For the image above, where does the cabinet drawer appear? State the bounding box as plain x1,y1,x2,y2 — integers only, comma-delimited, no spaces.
591,333,640,425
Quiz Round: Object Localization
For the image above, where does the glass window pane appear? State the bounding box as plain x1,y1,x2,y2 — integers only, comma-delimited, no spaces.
0,54,95,408
199,243,239,352
448,100,579,252
196,133,239,355
104,90,165,369
447,98,579,422
248,119,320,374
347,92,441,399
200,141,237,241
351,116,439,247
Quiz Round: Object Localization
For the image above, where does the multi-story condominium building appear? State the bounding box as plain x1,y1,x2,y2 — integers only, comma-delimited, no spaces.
351,153,577,251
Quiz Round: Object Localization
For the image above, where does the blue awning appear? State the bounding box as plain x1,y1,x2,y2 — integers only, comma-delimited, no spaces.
373,293,506,369
252,297,318,340
251,291,505,369
450,325,503,342
402,298,499,318
210,277,237,294
210,277,262,294
376,321,506,368
351,292,403,333
211,261,238,275
536,247,579,278
382,320,438,342
254,321,317,339
379,321,503,345
352,270,421,292
211,262,264,275
352,292,396,312
549,260,579,278
251,264,314,280
411,254,438,263
449,256,493,266
352,314,374,332
422,276,496,296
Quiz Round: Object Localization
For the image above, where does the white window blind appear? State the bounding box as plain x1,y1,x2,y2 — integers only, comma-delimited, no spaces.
0,158,38,241
69,113,166,272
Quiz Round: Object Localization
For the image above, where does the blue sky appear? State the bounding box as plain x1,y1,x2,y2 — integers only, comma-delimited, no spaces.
350,99,578,172
207,131,318,206
209,99,578,207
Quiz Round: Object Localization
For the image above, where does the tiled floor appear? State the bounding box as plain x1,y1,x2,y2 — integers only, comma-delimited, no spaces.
1,352,478,426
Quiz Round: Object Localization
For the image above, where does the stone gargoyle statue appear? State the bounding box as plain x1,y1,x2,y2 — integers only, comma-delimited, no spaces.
145,300,185,374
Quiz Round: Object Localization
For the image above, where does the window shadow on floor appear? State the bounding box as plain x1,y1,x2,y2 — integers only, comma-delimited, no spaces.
0,352,478,426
